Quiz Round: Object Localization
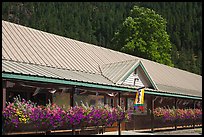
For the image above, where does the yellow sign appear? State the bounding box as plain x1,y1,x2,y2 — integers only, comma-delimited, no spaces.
134,89,145,111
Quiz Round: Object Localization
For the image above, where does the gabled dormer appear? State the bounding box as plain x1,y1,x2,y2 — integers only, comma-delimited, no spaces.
120,61,157,89
123,68,144,87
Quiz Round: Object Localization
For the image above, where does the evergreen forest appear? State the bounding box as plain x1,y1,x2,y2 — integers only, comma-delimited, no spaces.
2,2,202,75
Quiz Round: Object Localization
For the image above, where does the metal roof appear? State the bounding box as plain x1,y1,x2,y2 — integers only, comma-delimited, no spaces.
2,60,113,86
2,20,135,74
2,20,202,98
100,59,139,84
140,59,202,97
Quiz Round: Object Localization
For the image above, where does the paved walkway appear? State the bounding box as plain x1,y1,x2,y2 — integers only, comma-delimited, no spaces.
96,128,202,135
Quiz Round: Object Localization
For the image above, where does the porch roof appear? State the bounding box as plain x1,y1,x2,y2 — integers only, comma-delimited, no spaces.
2,72,201,100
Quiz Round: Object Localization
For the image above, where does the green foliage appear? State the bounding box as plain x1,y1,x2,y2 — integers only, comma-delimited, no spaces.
112,6,174,67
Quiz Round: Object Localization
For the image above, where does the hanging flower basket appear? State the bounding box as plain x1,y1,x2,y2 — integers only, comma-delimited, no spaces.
2,96,132,133
153,107,202,124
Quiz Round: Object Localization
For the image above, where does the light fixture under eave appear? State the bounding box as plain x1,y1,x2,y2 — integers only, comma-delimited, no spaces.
159,97,163,104
49,89,57,94
107,92,118,97
20,83,36,88
80,91,87,95
32,87,41,96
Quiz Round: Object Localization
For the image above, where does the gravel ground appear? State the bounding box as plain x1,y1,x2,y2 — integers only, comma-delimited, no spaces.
96,128,202,135
153,128,202,135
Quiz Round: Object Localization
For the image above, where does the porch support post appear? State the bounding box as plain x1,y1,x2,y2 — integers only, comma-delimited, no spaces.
151,95,154,133
71,86,76,135
2,80,7,110
175,97,177,130
118,92,121,135
193,100,195,128
2,80,7,135
104,95,107,105
124,97,128,130
125,97,128,110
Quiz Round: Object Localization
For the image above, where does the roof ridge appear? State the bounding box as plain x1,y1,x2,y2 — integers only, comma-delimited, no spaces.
98,65,115,84
100,58,139,67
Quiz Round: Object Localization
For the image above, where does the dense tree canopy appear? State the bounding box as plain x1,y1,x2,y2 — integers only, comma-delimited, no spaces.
2,2,202,75
112,6,174,67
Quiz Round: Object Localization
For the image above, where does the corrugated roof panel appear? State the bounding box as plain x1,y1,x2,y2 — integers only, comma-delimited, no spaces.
28,30,60,67
72,41,101,73
3,25,25,62
100,59,139,83
2,62,15,72
109,48,136,61
68,39,99,73
43,33,78,71
82,42,107,65
2,38,17,61
3,61,31,74
54,36,83,72
2,46,12,60
37,29,76,70
10,24,38,64
110,60,137,82
15,23,51,66
3,60,57,78
87,44,111,64
2,60,113,85
106,49,129,62
156,84,201,97
2,20,135,74
100,47,128,63
5,22,33,64
26,26,63,68
12,24,44,65
65,39,94,72
141,59,202,94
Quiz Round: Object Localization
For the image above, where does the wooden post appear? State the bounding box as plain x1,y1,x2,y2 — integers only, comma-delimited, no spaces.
104,95,107,105
175,97,177,130
125,97,128,110
71,86,75,135
103,94,107,134
2,81,6,110
124,97,128,130
193,100,195,128
151,95,154,133
70,86,75,108
2,81,6,134
118,92,121,135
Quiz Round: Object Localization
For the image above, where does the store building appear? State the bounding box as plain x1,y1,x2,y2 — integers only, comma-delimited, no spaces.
2,20,202,133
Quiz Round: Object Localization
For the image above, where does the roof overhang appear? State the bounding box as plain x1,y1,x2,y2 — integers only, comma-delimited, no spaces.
2,72,202,100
